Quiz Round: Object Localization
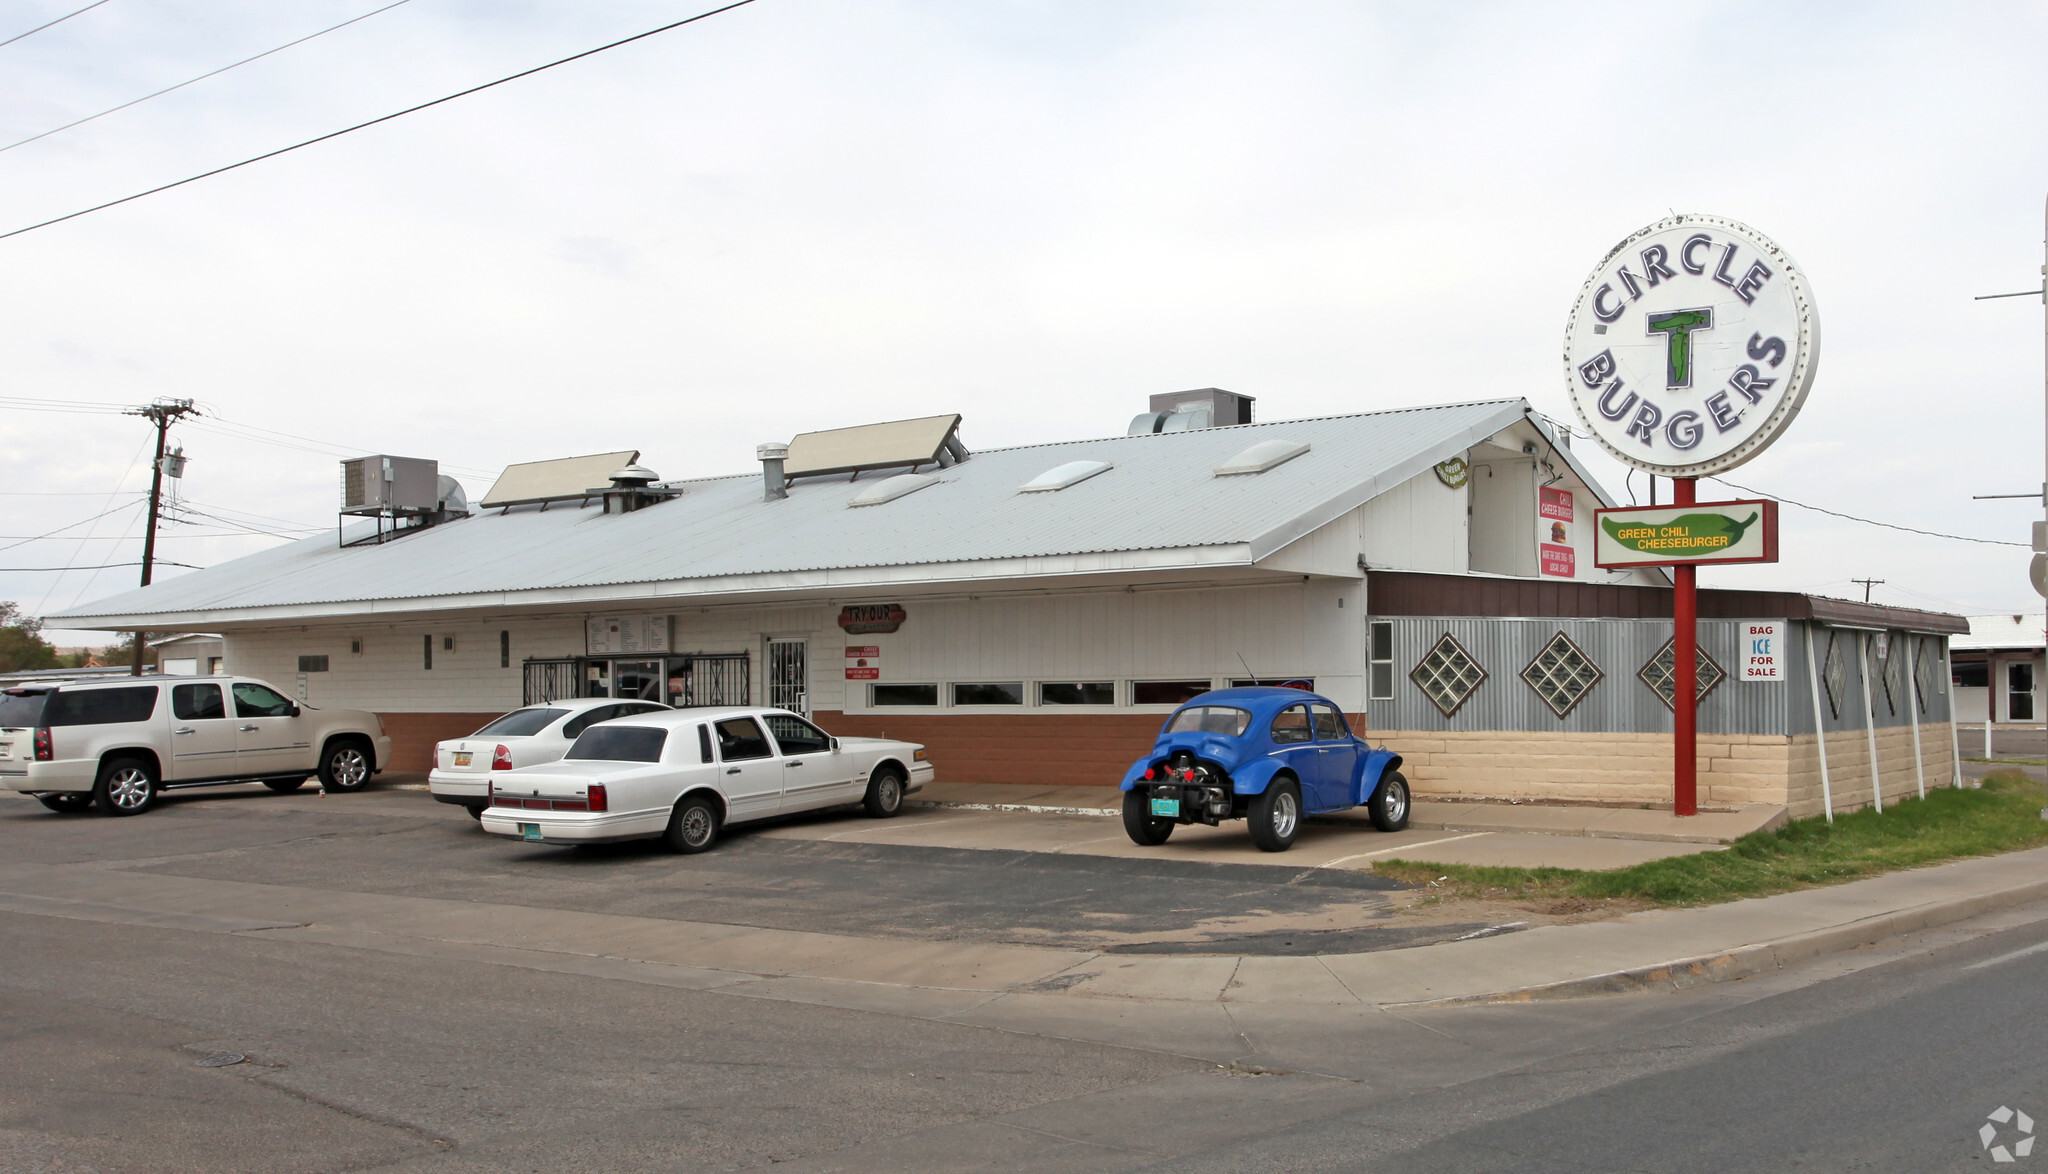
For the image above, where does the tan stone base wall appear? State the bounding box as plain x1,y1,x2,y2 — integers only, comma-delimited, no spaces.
1375,723,1960,819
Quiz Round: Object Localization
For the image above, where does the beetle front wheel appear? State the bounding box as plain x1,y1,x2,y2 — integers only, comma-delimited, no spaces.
1369,770,1410,832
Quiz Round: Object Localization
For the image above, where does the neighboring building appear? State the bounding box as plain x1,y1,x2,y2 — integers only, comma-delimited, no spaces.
48,395,1963,817
150,633,225,677
1949,615,2046,726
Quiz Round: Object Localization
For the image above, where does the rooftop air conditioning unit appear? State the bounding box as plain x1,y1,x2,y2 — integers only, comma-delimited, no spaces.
341,456,439,515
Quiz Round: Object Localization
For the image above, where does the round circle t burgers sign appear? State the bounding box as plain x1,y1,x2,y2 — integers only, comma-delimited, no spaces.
1564,214,1819,478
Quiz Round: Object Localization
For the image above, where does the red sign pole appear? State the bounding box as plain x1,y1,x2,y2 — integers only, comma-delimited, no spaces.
1673,476,1699,816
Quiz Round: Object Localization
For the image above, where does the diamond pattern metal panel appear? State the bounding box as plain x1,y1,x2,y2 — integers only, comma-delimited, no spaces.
1520,631,1603,718
1411,632,1487,717
1822,630,1848,719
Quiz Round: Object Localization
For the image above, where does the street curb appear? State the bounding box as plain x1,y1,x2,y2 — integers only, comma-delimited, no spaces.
905,799,1117,818
1382,875,2048,1009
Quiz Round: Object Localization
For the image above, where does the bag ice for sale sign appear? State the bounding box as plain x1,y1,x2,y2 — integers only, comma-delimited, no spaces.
1742,621,1782,681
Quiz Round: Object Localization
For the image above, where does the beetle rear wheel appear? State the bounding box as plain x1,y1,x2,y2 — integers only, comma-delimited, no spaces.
1369,770,1410,832
1122,790,1175,846
1247,779,1300,852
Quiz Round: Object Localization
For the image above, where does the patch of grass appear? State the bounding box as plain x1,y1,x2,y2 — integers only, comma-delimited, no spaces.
1376,771,2048,908
1964,756,2047,766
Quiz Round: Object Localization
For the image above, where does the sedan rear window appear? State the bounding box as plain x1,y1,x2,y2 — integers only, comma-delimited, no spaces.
473,708,568,737
1164,706,1251,737
565,725,667,762
0,689,50,728
43,686,160,726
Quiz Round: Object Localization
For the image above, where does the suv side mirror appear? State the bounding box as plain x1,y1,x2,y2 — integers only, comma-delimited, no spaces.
287,704,302,718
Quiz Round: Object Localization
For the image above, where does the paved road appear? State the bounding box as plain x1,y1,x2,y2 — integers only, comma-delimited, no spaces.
3,785,2045,1171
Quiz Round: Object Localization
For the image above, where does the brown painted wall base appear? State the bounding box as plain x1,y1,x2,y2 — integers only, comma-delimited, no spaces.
814,710,1162,787
376,713,500,773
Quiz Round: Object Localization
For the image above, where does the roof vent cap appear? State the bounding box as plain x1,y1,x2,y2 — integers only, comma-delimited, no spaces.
608,463,659,488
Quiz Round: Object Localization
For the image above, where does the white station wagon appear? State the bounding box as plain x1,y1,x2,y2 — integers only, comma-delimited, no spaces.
479,707,932,852
429,697,671,818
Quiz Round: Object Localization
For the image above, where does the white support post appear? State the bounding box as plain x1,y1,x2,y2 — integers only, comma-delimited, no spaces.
1860,631,1884,813
1908,635,1926,800
1805,623,1835,822
1949,642,1965,787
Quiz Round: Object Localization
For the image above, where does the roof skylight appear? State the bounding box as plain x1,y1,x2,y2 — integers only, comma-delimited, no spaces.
1019,460,1112,493
1214,439,1309,476
847,473,939,508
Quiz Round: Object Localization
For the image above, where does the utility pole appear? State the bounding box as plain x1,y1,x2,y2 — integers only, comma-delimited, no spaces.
1851,577,1885,604
122,399,200,675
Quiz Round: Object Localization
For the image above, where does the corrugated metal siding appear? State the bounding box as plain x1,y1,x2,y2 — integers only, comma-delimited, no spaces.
1370,617,1788,735
1793,624,1954,735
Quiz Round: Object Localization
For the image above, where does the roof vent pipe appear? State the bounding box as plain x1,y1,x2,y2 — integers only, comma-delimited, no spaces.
757,443,789,501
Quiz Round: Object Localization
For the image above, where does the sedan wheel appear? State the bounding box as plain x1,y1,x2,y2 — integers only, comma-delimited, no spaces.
1247,779,1300,852
665,794,720,854
93,759,157,816
319,742,372,792
862,768,905,818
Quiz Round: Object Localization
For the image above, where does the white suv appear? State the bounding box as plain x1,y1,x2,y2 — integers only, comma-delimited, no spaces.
0,676,394,816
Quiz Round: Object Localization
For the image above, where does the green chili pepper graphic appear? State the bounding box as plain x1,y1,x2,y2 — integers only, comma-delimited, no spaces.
1600,511,1758,554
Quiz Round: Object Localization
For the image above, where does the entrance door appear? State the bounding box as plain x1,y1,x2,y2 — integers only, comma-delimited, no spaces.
2010,662,2035,722
766,639,808,715
613,660,663,701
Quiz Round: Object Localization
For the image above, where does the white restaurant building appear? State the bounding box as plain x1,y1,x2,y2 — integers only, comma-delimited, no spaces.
54,393,1964,816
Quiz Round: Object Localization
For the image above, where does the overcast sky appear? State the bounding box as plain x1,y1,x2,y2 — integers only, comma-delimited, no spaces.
3,0,2046,642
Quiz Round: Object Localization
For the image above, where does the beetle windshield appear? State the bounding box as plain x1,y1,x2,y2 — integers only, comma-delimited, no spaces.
473,707,568,737
1164,705,1251,737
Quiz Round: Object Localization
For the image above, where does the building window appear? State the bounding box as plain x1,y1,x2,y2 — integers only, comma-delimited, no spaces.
1640,638,1726,711
952,682,1024,706
424,634,433,671
1821,631,1848,718
500,630,510,669
349,639,363,655
1520,632,1601,718
1952,660,1988,690
443,636,456,652
1410,633,1486,717
871,683,938,706
1039,682,1114,705
206,656,223,675
1369,621,1394,700
297,655,330,673
1229,677,1315,690
1132,680,1212,706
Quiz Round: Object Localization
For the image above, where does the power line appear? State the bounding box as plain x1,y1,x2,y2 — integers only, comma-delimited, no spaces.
1,1,413,155
1706,476,2027,548
0,0,109,49
1,561,202,572
0,0,763,243
0,499,142,554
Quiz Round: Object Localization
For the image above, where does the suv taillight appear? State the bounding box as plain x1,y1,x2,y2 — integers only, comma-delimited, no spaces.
588,784,608,813
491,744,513,771
32,727,51,761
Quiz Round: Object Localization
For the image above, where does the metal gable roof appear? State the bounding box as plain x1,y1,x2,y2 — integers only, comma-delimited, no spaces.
52,398,1532,627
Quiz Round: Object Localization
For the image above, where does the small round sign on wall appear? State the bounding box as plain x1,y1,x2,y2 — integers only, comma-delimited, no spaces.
1564,214,1820,478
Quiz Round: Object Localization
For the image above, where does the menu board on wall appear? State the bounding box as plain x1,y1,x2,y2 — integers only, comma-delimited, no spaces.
586,614,671,656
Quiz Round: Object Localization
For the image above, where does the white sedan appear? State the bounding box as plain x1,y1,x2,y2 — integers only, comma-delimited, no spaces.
479,707,932,852
429,697,672,817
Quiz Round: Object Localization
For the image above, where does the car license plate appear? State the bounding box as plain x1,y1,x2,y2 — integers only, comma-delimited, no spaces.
1150,797,1180,818
454,751,472,766
519,823,543,841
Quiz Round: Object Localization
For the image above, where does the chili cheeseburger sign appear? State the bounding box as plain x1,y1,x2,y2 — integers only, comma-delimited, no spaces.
1564,214,1819,477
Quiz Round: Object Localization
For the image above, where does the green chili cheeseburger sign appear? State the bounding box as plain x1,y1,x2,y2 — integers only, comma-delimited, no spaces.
1564,214,1819,478
1592,499,1779,568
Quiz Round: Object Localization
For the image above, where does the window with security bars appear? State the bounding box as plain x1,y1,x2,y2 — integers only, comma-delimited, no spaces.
1410,633,1486,717
1639,638,1726,711
1520,632,1602,718
1822,631,1848,719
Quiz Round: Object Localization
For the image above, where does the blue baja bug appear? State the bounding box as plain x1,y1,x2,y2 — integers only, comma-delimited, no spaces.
1117,687,1408,852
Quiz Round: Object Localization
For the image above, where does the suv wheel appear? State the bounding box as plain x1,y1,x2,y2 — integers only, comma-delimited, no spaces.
318,739,373,792
93,757,158,816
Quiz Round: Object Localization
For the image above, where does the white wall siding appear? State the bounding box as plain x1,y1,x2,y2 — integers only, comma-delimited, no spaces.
1359,470,1468,575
